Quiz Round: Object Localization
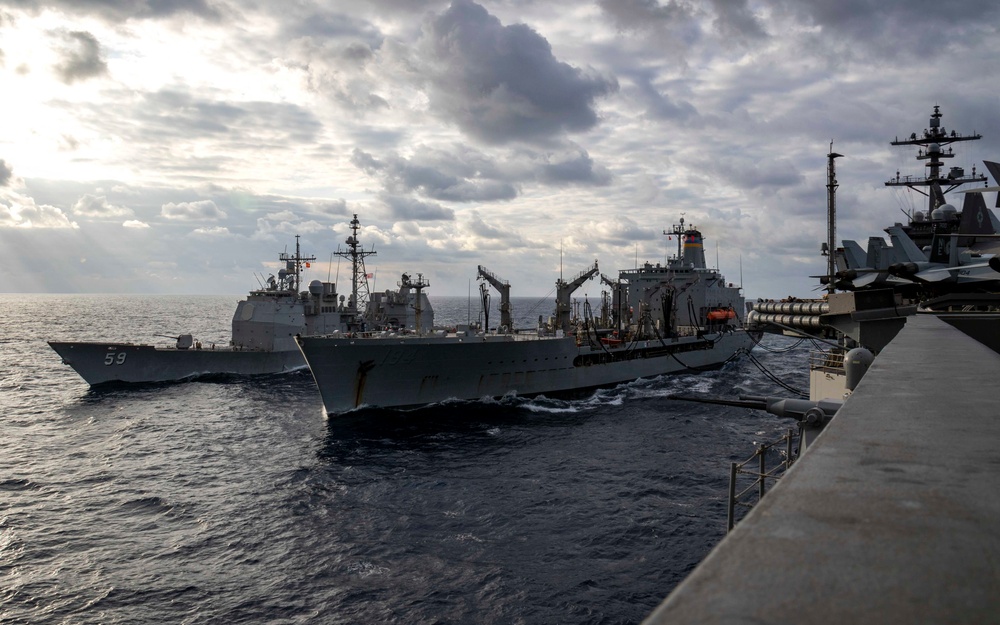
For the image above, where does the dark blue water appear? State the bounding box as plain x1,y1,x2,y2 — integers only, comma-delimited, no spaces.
0,294,806,624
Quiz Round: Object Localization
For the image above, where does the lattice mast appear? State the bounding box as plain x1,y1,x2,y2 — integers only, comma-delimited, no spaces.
334,214,376,312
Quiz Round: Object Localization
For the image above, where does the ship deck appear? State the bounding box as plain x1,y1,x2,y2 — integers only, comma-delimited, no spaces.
643,314,1000,624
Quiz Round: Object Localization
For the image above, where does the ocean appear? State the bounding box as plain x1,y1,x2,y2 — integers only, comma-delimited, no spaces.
0,294,807,624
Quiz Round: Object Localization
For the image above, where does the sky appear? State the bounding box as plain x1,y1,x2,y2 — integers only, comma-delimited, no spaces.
1,0,999,300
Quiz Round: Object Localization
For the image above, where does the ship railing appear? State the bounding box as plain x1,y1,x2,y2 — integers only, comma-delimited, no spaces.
727,428,800,532
808,348,844,373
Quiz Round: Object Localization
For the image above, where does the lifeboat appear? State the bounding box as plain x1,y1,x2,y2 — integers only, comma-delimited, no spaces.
600,331,623,346
707,308,736,321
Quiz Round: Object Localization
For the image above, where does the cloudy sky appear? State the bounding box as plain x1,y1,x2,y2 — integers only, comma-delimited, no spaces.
2,0,999,299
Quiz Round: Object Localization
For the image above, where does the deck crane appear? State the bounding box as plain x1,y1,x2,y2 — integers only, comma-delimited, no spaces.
600,272,623,330
476,265,513,331
555,260,599,332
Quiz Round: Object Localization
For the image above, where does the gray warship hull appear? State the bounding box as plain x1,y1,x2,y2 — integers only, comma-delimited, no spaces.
298,330,754,414
48,341,306,386
48,215,406,387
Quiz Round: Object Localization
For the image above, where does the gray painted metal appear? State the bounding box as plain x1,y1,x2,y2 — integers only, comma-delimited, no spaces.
47,225,424,386
47,341,307,384
299,331,754,414
643,315,1000,624
300,226,752,414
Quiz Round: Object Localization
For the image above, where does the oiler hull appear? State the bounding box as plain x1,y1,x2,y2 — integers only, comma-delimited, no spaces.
47,341,307,386
297,331,754,414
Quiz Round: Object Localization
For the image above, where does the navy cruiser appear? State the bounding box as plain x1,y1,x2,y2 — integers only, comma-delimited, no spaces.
297,219,755,414
48,214,422,386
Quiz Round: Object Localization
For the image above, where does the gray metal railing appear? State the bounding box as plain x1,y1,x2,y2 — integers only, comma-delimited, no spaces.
727,428,799,532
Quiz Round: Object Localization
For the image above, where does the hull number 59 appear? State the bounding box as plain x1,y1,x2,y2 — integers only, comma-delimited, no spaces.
105,352,127,366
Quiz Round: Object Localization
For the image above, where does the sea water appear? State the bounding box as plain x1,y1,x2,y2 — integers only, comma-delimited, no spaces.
0,294,806,624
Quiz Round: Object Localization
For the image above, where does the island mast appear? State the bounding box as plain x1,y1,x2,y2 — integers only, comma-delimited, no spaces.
885,105,986,213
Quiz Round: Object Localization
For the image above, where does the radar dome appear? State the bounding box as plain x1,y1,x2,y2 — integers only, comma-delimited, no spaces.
309,279,323,295
928,143,941,154
931,203,958,220
278,268,288,279
913,211,925,222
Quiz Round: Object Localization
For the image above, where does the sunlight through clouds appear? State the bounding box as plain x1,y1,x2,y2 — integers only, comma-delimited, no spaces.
0,0,999,296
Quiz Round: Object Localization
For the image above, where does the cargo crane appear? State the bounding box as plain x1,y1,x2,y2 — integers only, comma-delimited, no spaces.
600,273,623,330
555,260,599,332
477,265,513,331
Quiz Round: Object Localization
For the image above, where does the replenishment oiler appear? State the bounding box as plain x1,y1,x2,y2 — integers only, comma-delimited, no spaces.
297,218,755,414
49,215,429,386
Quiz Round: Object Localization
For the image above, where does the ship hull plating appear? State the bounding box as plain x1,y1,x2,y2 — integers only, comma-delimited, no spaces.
299,331,753,414
48,342,306,386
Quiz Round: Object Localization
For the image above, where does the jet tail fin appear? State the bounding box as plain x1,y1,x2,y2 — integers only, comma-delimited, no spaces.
842,240,866,269
958,191,995,246
984,161,1000,208
867,237,891,269
928,234,951,263
886,225,927,263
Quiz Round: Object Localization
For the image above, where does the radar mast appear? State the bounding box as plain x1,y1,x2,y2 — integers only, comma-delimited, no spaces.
885,105,986,211
334,214,376,312
278,235,316,293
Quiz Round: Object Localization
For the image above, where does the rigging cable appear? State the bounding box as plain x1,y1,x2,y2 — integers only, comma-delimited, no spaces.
748,333,807,353
744,351,809,398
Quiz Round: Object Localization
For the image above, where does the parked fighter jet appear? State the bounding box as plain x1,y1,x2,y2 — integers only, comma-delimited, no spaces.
885,191,1000,290
821,237,914,291
826,186,1000,293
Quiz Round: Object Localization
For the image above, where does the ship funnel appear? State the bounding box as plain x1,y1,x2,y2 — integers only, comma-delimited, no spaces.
683,229,707,269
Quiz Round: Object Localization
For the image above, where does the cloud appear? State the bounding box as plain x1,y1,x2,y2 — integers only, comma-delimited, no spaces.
14,0,224,22
72,193,133,218
254,211,329,238
709,0,768,45
264,209,299,222
52,91,323,184
282,36,390,113
0,160,12,186
535,149,613,186
161,200,227,220
419,0,618,145
596,0,704,61
54,31,108,84
770,0,993,54
380,193,455,221
192,226,230,236
3,1,1000,299
351,147,518,202
710,156,804,192
1,196,78,229
463,211,529,249
598,0,768,50
351,143,611,204
586,216,659,246
624,71,700,122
